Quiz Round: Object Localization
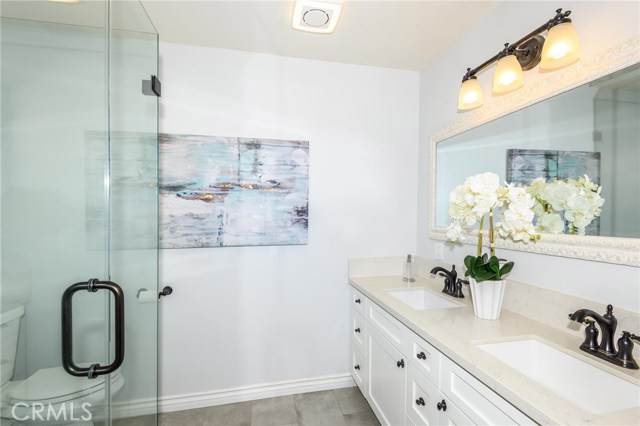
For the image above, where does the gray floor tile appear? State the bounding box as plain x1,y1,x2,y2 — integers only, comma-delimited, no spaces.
294,391,346,426
344,410,380,426
251,395,297,426
112,415,157,426
160,407,208,426
333,387,369,415
202,401,252,426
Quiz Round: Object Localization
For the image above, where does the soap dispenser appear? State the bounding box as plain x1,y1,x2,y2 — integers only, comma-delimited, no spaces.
403,254,415,283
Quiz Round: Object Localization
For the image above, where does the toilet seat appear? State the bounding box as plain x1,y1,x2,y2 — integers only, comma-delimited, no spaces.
1,367,124,425
8,366,123,405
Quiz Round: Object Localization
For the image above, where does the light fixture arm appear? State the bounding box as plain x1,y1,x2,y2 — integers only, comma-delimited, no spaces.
462,8,572,81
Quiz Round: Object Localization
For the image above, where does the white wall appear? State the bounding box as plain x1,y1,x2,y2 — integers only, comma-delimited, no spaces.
158,43,419,399
418,1,640,312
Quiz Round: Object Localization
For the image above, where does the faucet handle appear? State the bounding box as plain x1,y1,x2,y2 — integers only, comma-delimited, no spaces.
580,319,599,351
605,304,614,317
451,278,468,299
615,331,639,370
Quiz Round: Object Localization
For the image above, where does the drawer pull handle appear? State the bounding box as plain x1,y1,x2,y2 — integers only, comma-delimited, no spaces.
355,298,361,304
416,351,426,360
354,365,360,370
415,397,425,406
396,359,404,368
437,399,447,411
354,328,361,333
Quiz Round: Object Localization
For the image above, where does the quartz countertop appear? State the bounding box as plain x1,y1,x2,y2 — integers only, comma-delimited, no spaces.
349,275,640,426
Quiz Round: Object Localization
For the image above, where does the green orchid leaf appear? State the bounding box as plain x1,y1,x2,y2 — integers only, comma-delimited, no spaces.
488,256,500,274
499,261,514,277
474,269,495,282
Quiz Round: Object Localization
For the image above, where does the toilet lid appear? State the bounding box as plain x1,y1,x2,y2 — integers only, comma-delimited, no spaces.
8,366,122,404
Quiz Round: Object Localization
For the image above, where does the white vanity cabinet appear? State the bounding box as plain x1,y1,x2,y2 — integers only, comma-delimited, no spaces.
350,288,369,394
350,289,533,426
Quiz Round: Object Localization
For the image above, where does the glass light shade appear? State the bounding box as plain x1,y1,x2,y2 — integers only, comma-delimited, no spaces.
457,78,483,110
540,22,581,70
492,55,524,94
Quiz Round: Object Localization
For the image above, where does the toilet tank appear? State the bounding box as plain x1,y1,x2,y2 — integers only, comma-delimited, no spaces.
1,305,25,386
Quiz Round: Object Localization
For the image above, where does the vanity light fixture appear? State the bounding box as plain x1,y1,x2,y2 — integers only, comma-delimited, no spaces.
458,8,581,111
291,0,343,34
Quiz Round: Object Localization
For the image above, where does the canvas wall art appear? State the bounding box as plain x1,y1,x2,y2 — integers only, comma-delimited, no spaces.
159,134,309,248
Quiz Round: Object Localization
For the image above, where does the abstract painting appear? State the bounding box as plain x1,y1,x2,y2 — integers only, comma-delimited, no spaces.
159,133,309,248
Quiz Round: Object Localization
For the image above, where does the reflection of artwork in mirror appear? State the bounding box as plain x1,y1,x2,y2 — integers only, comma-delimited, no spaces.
436,62,640,239
506,149,601,235
506,149,600,184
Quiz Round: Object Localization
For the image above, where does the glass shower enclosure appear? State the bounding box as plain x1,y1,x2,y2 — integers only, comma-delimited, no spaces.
1,1,158,425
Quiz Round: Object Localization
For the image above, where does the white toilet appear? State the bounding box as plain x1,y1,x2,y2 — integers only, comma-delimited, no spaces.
1,305,124,425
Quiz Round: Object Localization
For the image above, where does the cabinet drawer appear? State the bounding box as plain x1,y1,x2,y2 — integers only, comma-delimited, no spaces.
406,365,439,426
351,309,367,354
440,357,533,426
352,288,366,315
405,331,440,386
367,301,404,349
351,347,367,394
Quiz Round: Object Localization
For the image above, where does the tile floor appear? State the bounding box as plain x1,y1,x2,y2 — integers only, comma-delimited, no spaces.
112,387,380,426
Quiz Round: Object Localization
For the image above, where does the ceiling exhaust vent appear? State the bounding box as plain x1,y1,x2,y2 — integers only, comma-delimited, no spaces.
291,0,343,34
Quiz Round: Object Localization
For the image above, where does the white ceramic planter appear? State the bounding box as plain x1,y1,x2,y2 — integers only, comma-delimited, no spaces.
468,278,507,320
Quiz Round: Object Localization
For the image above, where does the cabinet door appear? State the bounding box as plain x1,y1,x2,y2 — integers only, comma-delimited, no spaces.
352,288,367,316
351,346,367,394
438,397,475,426
368,327,406,426
440,357,532,425
351,309,367,354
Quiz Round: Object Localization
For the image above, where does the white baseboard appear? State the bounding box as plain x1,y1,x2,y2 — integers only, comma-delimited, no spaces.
112,398,157,419
159,373,355,413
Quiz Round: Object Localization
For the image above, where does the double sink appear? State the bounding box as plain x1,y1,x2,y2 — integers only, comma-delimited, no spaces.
386,286,640,415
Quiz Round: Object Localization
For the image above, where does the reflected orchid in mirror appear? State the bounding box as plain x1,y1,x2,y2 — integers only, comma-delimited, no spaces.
528,175,604,235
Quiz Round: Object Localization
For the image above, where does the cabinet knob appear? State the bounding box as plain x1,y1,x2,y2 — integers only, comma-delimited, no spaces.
437,399,447,411
354,365,360,370
354,328,361,333
355,298,361,304
396,359,405,368
416,351,426,360
415,397,425,406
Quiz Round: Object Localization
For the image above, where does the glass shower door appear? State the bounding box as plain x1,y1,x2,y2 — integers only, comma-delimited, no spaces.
109,1,159,424
0,1,158,425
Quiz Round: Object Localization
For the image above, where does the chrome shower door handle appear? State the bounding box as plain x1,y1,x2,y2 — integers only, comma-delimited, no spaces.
61,279,125,379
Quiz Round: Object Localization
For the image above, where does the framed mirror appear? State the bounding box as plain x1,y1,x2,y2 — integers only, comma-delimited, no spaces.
429,37,640,266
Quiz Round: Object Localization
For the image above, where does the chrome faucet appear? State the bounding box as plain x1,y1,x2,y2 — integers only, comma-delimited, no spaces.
569,304,617,355
430,265,463,298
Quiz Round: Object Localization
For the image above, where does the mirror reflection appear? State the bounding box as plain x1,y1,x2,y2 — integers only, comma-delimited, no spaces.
436,62,640,238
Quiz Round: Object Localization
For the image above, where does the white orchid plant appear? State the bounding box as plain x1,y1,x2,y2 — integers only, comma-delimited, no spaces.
446,172,540,282
527,175,604,235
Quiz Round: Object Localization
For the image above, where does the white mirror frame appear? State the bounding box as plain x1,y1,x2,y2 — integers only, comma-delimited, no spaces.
428,36,640,267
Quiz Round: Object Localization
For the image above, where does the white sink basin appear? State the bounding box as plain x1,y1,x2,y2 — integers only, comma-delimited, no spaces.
387,288,462,311
478,339,640,414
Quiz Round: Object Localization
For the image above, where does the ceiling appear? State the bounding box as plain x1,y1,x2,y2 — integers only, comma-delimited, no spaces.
140,1,499,71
